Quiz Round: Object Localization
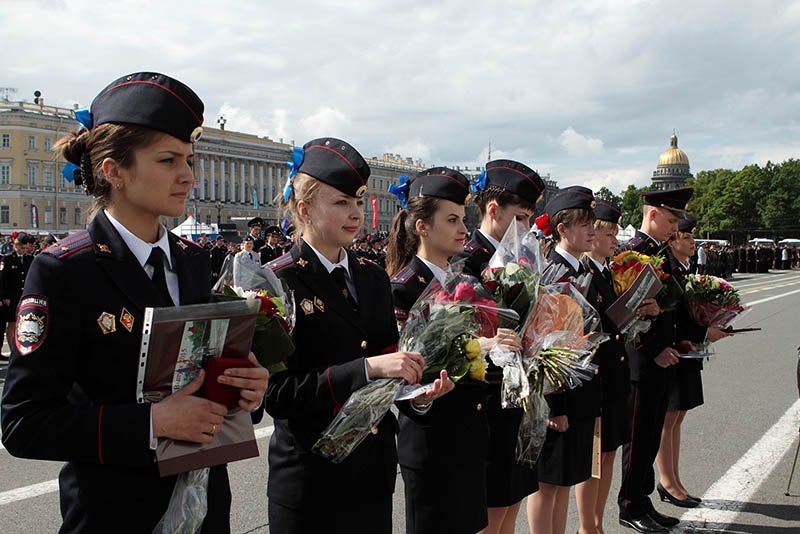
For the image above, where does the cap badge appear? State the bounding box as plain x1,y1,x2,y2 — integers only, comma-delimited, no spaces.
120,308,135,333
190,126,203,143
355,185,367,199
97,311,116,335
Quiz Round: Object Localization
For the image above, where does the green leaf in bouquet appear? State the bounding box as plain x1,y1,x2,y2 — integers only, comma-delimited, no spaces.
252,314,294,372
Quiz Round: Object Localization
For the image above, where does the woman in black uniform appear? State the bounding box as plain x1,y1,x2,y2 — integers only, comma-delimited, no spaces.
386,167,491,534
0,72,269,533
656,215,728,509
527,186,600,534
264,139,449,534
451,159,544,534
577,200,633,533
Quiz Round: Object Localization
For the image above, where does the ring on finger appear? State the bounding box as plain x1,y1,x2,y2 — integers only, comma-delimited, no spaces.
211,423,216,434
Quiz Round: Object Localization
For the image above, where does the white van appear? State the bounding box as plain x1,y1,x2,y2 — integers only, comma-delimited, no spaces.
748,238,775,247
778,239,800,246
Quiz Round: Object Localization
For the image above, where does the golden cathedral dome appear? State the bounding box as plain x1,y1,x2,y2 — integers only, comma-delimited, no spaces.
658,133,689,166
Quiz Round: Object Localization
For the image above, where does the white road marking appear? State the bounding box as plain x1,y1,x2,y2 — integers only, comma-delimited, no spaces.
677,399,800,532
0,425,274,506
747,288,800,306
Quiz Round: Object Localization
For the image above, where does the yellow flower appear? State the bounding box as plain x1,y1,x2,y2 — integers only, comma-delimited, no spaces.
465,338,482,360
469,358,486,381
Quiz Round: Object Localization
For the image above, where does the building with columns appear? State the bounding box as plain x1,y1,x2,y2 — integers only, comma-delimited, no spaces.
0,99,425,237
651,132,693,190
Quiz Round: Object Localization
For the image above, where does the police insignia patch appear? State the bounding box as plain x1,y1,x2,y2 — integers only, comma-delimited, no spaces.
15,295,48,355
97,312,116,335
120,308,134,332
300,298,314,315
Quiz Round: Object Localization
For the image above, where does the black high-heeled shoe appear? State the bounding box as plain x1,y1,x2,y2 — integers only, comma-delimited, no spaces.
657,483,699,508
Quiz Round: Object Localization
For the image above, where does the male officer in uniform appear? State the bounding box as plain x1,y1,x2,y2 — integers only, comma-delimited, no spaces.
259,225,283,265
247,217,266,250
617,189,690,533
1,233,34,352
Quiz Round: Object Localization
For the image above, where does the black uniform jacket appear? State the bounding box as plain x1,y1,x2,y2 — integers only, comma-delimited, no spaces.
581,257,630,405
264,241,400,508
0,251,33,305
543,249,602,419
259,243,281,265
390,257,489,471
452,230,495,280
623,230,678,383
0,211,228,534
669,253,707,373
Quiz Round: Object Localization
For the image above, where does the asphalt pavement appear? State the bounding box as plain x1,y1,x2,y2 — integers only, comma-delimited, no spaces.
1,270,799,533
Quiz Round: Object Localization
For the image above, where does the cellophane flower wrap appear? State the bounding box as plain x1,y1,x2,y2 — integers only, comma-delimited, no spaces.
480,222,544,410
514,281,606,467
312,271,513,463
212,255,295,372
683,274,748,328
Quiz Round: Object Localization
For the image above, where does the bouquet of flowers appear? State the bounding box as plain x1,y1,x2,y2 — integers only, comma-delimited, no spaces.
509,280,606,467
683,274,748,328
482,221,544,329
313,271,513,463
609,250,672,338
212,256,295,372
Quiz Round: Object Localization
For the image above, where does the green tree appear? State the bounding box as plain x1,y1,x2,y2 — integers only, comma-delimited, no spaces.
619,184,643,228
594,186,622,206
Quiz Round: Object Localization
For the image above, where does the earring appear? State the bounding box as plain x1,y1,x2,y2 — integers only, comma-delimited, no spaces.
115,183,122,190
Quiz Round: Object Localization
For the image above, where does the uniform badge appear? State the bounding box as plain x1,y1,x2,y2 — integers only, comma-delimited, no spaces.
357,257,365,265
314,296,325,312
97,244,111,254
300,298,315,315
97,312,116,335
15,295,48,355
177,240,187,250
417,275,426,284
120,308,135,332
597,294,603,303
61,246,69,251
296,258,308,267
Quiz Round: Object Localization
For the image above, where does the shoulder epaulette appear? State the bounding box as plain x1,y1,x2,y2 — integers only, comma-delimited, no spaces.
267,252,294,272
44,230,92,259
390,264,415,285
464,239,486,255
178,236,202,250
627,236,645,250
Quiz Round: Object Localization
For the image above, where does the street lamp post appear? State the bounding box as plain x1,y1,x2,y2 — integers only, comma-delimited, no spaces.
216,201,223,228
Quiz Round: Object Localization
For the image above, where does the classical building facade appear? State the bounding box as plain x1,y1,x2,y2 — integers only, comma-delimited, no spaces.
651,132,692,190
0,99,424,237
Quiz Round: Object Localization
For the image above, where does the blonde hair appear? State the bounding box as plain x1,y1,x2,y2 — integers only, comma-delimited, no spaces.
593,219,618,232
280,172,323,234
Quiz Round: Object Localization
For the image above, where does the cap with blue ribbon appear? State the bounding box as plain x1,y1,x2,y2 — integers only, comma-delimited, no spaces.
471,170,488,193
388,175,410,209
283,146,304,202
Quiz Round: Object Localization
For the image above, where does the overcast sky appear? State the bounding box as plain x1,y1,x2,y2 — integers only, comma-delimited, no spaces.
4,0,799,195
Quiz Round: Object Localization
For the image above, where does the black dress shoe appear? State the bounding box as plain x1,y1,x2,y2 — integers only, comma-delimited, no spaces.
618,513,668,533
646,506,679,527
657,483,699,508
687,494,702,503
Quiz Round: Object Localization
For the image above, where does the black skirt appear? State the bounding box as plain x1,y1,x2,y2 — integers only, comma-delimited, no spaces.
667,365,704,411
600,396,631,452
402,462,488,534
485,384,539,506
537,416,595,487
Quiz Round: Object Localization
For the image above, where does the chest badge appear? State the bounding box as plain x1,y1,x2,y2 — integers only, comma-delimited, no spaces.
300,298,315,316
97,311,116,335
314,296,325,312
120,308,135,332
296,258,308,267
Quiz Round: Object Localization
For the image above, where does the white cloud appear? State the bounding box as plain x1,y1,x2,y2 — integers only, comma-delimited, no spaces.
559,127,606,158
297,107,351,140
382,138,432,166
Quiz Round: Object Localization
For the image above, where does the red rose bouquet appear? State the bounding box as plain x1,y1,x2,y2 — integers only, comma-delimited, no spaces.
683,274,749,328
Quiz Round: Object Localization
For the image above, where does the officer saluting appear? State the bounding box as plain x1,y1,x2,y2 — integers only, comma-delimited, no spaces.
618,188,692,533
0,72,268,533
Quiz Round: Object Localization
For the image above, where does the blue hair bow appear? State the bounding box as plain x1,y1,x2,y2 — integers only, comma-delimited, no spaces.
388,175,410,209
283,146,304,202
73,108,92,131
61,161,80,182
471,170,487,193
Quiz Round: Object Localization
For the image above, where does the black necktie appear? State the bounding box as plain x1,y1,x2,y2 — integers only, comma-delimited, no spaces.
147,247,174,306
331,266,357,308
602,267,612,285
